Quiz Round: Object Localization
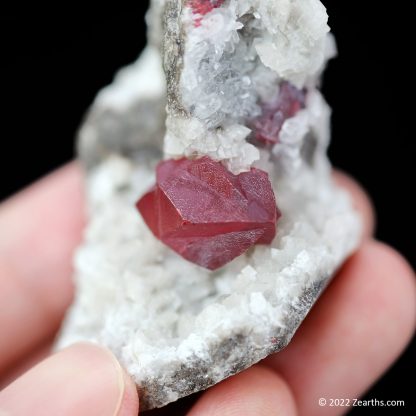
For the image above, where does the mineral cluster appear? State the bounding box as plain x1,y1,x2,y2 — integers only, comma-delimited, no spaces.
57,0,361,409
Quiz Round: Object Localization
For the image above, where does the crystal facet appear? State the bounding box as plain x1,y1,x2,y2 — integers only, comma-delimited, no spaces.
137,157,280,270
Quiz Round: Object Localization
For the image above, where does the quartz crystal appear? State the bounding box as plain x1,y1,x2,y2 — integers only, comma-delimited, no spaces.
57,0,361,410
137,157,279,269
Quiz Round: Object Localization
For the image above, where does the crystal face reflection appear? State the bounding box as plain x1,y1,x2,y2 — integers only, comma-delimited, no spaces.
137,157,280,270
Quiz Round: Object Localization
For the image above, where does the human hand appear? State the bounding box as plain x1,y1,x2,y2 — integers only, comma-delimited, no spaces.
0,163,414,415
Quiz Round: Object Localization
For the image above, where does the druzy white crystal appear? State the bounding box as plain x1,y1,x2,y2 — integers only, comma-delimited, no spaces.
57,0,362,409
164,117,259,174
251,0,331,86
164,0,333,172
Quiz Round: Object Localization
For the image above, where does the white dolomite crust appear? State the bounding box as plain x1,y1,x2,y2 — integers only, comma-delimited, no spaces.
164,0,334,173
164,117,260,174
57,0,362,410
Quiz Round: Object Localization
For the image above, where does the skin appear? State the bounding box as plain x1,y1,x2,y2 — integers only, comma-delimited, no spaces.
0,162,414,415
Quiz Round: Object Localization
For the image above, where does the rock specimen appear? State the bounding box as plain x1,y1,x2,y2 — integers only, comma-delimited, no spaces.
57,0,361,410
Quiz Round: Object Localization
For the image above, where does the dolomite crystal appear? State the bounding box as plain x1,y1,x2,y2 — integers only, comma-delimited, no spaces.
57,0,362,409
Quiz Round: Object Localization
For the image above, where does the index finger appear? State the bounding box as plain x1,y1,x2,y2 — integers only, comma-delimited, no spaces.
0,162,84,372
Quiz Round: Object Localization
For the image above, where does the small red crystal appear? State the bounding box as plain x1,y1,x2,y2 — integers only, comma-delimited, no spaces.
189,0,224,16
252,82,306,145
137,157,280,270
189,0,225,26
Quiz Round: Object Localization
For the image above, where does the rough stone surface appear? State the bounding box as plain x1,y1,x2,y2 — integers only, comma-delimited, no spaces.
57,0,361,410
137,157,279,270
78,46,166,169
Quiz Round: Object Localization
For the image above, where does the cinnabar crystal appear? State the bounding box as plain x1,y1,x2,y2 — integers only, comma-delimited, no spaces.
137,157,280,270
189,0,225,26
252,82,306,145
189,0,224,16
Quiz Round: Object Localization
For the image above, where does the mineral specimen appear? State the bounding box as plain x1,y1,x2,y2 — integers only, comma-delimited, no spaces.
57,0,361,410
137,157,280,269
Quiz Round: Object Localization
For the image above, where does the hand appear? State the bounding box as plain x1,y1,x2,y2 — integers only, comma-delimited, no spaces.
0,163,414,416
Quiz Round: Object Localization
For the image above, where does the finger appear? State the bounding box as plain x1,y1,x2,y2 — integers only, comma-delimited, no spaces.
0,343,139,416
265,240,416,416
333,170,375,240
0,339,52,390
0,163,84,372
187,365,296,416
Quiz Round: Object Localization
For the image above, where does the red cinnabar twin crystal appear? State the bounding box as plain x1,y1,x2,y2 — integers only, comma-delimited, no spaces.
137,157,280,270
252,82,306,145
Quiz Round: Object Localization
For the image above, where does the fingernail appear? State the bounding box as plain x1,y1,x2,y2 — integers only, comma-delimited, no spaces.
0,343,126,416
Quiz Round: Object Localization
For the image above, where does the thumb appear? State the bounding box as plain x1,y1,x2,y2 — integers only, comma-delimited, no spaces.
0,343,139,416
